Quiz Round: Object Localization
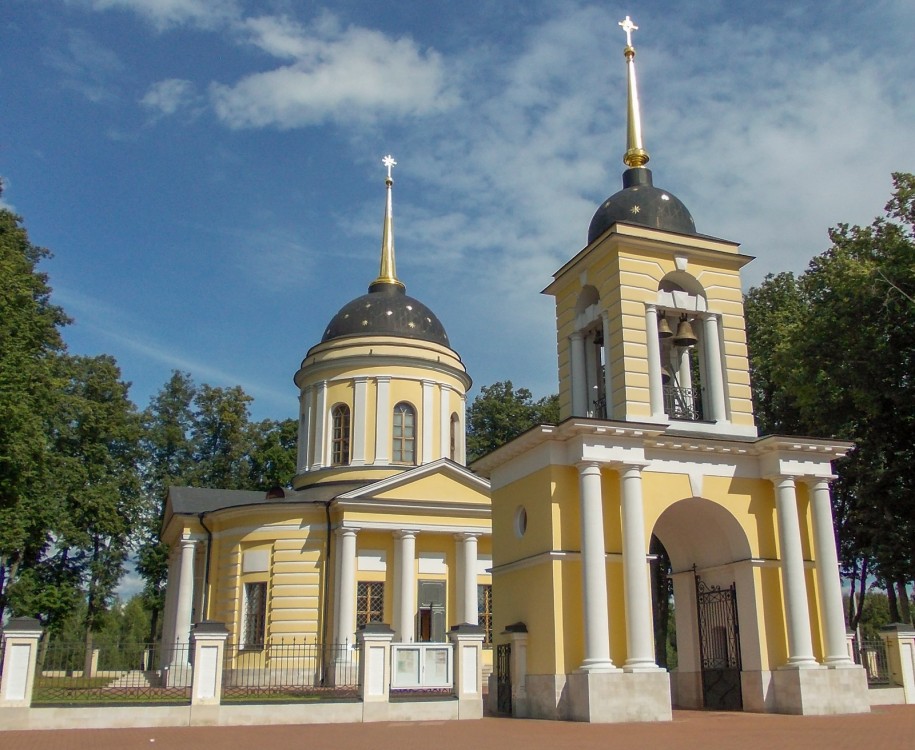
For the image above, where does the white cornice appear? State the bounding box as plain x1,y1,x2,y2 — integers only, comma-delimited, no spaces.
337,519,490,536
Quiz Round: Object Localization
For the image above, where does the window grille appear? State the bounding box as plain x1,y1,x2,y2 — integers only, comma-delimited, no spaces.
478,584,493,645
331,404,351,465
356,581,385,629
243,581,268,649
393,402,416,463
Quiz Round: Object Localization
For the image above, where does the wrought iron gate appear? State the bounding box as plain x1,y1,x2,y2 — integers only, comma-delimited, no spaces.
695,576,742,711
496,643,512,715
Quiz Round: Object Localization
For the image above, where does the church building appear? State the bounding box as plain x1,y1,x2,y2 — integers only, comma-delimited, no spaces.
159,157,492,678
474,17,869,721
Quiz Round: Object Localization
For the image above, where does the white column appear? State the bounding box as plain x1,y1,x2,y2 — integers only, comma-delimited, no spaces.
677,345,692,390
645,305,665,419
570,333,588,417
702,314,727,422
440,384,452,461
459,533,479,625
584,331,598,415
352,376,368,465
172,537,197,660
160,549,180,665
577,462,617,671
619,465,658,671
459,394,467,464
422,379,434,464
394,531,417,642
773,477,818,668
311,380,328,469
374,376,391,464
808,479,854,666
601,311,613,420
335,528,358,646
296,385,311,474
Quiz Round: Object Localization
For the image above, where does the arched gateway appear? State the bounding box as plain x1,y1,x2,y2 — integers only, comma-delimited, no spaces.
471,17,869,724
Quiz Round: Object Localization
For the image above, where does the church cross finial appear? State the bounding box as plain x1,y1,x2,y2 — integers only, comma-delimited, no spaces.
382,154,397,182
619,15,638,47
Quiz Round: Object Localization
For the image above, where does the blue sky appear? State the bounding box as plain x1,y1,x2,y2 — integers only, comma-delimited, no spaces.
2,0,913,422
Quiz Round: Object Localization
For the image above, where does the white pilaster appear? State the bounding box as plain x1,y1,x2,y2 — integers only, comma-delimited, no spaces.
422,379,434,464
311,380,328,469
172,536,197,660
296,387,310,473
570,333,588,417
394,530,417,642
459,533,479,625
619,465,658,671
645,305,665,419
459,393,467,464
440,383,452,461
808,479,854,666
335,528,358,646
601,310,613,420
773,477,819,668
577,462,617,671
352,376,368,465
702,314,727,422
374,376,391,464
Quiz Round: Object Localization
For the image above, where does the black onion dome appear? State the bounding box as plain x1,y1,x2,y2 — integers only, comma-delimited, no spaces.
321,282,449,346
588,167,696,244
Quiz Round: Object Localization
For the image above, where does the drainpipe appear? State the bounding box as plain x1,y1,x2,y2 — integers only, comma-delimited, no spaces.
197,513,213,620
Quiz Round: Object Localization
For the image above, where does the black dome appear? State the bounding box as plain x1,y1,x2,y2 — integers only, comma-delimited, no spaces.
588,168,696,244
321,282,450,346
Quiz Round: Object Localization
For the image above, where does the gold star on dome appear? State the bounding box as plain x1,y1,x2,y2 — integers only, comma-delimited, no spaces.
630,205,641,214
361,320,369,326
408,321,416,328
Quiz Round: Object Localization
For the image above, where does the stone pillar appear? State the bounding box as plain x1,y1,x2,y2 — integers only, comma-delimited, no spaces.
374,376,391,464
702,314,727,422
571,333,587,417
311,379,328,469
458,533,480,625
394,530,416,643
645,305,665,419
577,462,617,671
0,618,43,708
773,477,818,668
619,465,658,671
509,628,529,718
335,528,358,646
352,376,368,465
808,479,854,666
190,621,229,706
450,623,486,719
601,310,613,420
880,624,915,703
359,623,395,720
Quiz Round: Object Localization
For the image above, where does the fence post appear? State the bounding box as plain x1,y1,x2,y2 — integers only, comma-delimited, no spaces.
190,621,229,706
880,623,915,704
508,628,529,717
358,623,394,722
0,617,43,709
846,628,857,663
449,623,485,719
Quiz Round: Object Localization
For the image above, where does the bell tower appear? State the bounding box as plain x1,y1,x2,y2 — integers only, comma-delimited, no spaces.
544,18,757,438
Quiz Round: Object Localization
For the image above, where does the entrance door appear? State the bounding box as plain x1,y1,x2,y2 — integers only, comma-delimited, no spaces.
695,576,742,710
417,580,446,642
496,643,512,714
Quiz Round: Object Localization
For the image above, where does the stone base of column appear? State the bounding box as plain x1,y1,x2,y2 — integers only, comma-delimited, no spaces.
772,665,869,715
567,670,672,723
576,658,622,674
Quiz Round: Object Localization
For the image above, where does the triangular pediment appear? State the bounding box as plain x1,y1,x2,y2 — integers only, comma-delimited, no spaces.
336,459,490,506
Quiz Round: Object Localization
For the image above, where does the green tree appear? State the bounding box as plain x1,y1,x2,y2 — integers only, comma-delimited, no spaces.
248,417,298,489
745,172,915,622
0,198,69,621
465,381,559,462
191,384,254,489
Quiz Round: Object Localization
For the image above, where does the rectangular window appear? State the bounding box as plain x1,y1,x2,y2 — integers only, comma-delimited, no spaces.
478,584,492,645
242,582,268,649
356,581,385,629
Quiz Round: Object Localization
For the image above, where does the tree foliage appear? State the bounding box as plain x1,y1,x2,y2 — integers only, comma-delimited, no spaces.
466,381,559,462
745,172,915,622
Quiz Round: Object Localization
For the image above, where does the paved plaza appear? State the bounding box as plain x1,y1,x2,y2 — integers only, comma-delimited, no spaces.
2,706,913,750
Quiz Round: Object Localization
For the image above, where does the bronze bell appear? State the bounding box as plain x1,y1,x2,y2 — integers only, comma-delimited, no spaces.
673,314,698,347
657,314,673,339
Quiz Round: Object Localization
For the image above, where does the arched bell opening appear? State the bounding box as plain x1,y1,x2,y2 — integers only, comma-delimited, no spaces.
570,285,610,418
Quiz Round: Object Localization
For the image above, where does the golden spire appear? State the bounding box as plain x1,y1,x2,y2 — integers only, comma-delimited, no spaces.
619,16,650,168
371,154,405,290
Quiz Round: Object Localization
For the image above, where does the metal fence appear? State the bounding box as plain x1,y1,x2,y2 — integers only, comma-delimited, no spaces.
32,640,192,705
853,637,890,686
222,639,360,702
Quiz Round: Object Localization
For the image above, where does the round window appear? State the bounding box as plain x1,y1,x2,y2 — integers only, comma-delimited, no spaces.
514,506,528,538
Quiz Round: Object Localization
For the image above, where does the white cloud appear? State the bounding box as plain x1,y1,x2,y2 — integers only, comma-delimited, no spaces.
210,19,458,129
42,28,124,103
86,0,240,30
140,78,197,115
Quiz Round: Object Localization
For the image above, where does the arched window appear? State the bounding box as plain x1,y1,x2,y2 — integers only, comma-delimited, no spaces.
392,402,416,464
331,404,351,465
450,412,460,461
